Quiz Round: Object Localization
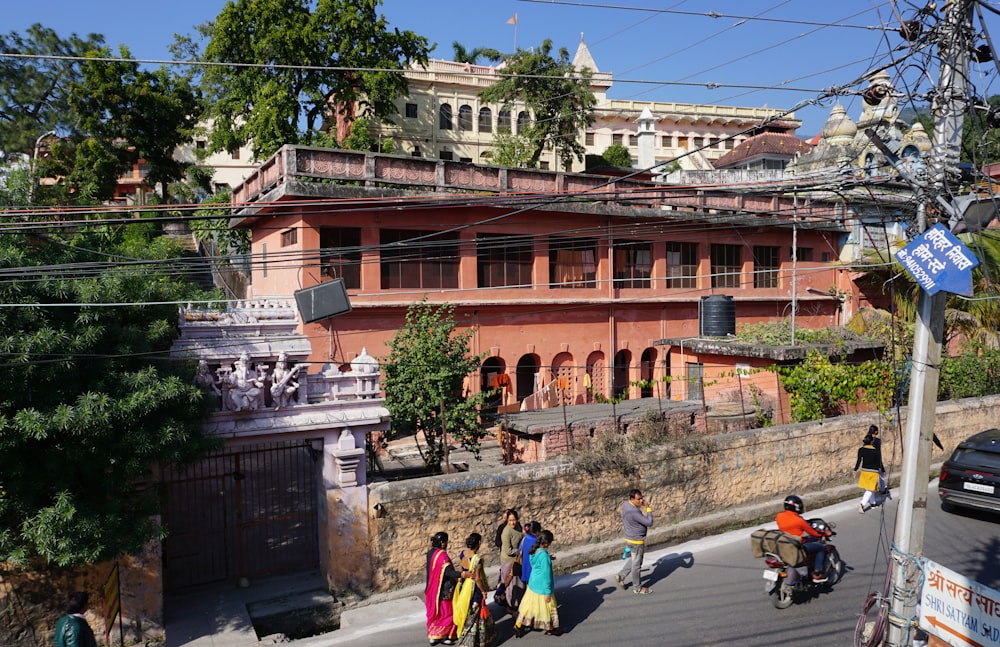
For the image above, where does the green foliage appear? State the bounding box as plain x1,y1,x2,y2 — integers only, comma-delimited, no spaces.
194,0,430,159
0,225,219,567
777,351,895,423
479,39,597,169
187,189,251,257
0,24,105,156
938,348,1000,400
735,320,848,345
68,46,202,201
601,144,632,169
451,42,502,65
382,300,492,472
0,165,29,206
482,130,534,168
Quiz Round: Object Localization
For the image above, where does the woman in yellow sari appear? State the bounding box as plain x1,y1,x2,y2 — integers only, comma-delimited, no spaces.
453,533,497,646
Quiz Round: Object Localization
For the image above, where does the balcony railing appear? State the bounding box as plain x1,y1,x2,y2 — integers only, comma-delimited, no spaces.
232,145,846,226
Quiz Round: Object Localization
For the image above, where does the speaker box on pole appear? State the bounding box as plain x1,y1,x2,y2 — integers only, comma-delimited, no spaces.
294,279,352,323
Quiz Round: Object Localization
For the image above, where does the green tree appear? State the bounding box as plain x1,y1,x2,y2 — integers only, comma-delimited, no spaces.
68,46,203,201
0,222,218,568
451,42,502,65
479,39,597,169
188,188,251,258
0,25,105,156
911,96,1000,165
777,351,894,422
382,300,492,472
602,144,632,168
310,117,394,153
482,130,534,168
194,0,430,159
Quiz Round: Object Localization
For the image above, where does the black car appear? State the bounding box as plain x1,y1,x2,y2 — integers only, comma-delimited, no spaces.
939,428,1000,513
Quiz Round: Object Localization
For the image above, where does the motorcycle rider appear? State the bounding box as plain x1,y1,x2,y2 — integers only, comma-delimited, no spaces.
775,495,831,582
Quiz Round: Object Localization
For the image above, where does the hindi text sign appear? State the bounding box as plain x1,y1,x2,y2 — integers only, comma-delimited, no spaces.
920,560,1000,647
894,224,979,296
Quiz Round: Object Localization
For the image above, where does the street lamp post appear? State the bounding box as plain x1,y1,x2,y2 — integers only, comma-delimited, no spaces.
28,130,56,204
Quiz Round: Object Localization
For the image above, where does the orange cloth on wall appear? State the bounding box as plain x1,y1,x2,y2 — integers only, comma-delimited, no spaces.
493,374,511,391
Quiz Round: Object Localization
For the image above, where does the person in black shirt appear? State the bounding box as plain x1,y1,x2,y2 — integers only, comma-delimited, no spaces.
853,432,886,513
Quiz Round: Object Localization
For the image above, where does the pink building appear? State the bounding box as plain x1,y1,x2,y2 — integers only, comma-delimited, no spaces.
230,147,866,415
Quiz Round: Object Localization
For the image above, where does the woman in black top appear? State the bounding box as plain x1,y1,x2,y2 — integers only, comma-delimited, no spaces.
853,433,886,513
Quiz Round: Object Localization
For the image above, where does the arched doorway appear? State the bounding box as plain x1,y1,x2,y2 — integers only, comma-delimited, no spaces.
613,349,632,398
480,356,506,413
662,351,671,399
552,352,574,404
516,354,540,403
640,348,657,398
585,351,605,403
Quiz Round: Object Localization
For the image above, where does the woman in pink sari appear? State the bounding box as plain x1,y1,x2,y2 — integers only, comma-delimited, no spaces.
425,531,465,645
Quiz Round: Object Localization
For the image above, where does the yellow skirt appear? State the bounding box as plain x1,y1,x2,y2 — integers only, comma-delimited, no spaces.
858,469,880,492
516,588,559,631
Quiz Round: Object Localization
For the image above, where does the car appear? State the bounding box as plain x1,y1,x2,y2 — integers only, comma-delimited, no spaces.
939,428,1000,514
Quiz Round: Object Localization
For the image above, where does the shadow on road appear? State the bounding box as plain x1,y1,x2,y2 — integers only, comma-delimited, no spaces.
646,551,695,589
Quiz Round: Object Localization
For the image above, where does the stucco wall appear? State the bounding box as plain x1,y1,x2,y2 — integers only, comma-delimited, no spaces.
366,395,1000,591
1,543,161,647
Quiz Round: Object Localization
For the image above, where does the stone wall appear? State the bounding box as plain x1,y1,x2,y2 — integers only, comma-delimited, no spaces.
366,395,1000,591
1,543,162,647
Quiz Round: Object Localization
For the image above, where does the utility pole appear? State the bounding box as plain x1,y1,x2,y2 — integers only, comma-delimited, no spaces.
28,130,56,204
885,2,973,645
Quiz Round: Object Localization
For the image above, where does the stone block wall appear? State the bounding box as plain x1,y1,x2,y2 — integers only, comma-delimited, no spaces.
0,543,162,647
367,395,999,591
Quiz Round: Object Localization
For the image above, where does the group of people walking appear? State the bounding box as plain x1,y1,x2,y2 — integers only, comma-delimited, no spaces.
424,510,561,646
424,489,658,645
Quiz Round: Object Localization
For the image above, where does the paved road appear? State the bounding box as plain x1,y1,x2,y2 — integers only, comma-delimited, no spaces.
302,482,1000,647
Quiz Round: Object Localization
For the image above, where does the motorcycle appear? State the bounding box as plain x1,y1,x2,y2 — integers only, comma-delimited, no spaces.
759,518,843,609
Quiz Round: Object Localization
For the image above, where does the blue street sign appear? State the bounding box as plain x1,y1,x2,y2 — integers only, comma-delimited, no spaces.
894,224,979,296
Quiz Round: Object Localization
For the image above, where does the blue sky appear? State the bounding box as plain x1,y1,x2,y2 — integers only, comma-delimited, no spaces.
7,1,1000,137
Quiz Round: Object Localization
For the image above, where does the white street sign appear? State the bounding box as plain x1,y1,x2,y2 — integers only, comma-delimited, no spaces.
920,560,1000,647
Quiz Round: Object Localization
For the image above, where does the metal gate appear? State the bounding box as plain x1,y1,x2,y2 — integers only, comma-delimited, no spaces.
161,440,320,591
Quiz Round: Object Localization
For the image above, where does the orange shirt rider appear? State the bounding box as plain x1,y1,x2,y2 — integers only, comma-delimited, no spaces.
775,509,825,542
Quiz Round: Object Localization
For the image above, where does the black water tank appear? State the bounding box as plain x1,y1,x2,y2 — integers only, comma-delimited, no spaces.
699,295,735,337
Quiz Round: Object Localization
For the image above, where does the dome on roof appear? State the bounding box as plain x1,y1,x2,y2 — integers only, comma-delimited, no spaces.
820,105,857,144
907,121,932,153
351,347,379,374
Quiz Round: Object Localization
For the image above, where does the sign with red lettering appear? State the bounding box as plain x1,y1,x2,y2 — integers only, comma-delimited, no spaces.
920,560,1000,647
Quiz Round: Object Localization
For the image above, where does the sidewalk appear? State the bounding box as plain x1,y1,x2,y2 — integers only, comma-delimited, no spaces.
165,480,867,647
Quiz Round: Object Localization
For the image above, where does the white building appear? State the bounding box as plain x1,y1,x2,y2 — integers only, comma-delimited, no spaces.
366,37,800,173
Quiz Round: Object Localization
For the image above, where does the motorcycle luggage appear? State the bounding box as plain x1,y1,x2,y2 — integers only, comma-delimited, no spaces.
750,529,807,566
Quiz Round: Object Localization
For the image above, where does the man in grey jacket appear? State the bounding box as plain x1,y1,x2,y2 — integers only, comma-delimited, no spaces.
617,489,654,595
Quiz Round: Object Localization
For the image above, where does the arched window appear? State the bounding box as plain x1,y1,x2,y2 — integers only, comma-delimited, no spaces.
478,107,493,133
458,105,473,132
498,109,511,133
516,111,531,134
439,103,453,130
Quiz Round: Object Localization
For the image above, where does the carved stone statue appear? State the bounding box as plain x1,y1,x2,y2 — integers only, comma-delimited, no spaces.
270,352,301,410
228,352,265,411
193,359,222,409
194,360,221,394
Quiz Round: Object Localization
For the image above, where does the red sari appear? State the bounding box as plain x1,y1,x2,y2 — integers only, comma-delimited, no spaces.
425,547,459,642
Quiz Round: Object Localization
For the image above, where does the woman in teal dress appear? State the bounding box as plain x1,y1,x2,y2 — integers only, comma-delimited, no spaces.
514,529,562,637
